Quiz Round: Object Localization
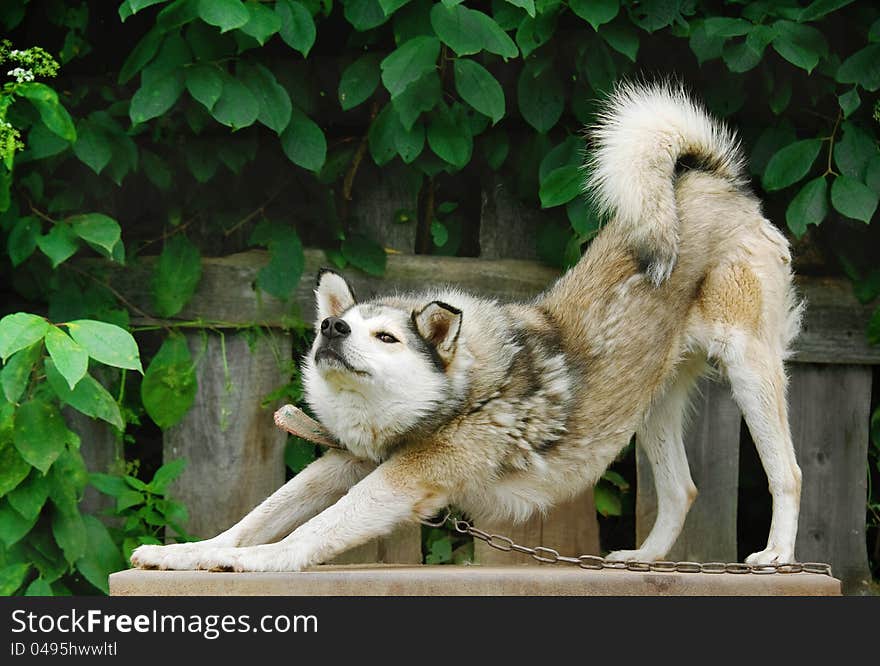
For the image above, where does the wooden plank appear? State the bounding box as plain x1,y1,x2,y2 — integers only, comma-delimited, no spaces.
63,408,123,519
479,175,540,260
636,377,741,561
110,566,842,596
329,525,422,565
474,490,600,565
788,364,873,595
349,162,419,254
163,330,291,540
100,252,879,364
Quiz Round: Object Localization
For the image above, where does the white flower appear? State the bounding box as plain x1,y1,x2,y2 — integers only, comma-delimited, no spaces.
7,67,34,83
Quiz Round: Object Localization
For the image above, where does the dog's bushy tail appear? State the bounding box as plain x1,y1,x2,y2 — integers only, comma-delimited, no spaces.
584,81,748,285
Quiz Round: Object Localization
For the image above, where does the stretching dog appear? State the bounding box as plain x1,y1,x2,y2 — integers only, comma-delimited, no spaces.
131,83,803,572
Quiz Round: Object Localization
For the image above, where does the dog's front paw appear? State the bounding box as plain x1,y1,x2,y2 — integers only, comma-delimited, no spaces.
197,546,310,572
131,543,203,570
605,549,663,563
745,547,794,566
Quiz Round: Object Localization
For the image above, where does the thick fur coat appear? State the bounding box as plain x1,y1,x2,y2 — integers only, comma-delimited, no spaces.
132,83,802,572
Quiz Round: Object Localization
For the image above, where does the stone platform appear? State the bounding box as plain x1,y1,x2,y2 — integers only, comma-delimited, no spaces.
110,565,841,596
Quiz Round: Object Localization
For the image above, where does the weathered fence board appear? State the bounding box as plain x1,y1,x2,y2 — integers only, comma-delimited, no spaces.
636,376,741,562
479,175,540,260
164,331,291,540
474,491,601,565
788,364,873,594
102,252,880,364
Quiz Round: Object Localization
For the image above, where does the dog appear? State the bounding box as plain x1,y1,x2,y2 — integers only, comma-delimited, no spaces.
131,82,803,572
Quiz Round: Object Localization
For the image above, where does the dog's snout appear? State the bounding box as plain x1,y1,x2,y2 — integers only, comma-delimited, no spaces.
320,316,351,339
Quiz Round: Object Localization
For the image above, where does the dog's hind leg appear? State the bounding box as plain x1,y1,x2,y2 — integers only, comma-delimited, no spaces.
130,450,375,570
606,361,702,562
722,337,801,565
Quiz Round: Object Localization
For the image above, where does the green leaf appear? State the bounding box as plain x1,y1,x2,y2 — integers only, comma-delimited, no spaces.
430,221,449,247
7,217,40,267
833,122,879,180
119,27,163,84
45,361,124,430
76,515,126,594
89,473,131,497
786,176,828,238
149,458,187,494
688,21,724,65
1,344,40,404
343,0,390,31
723,40,763,73
368,104,397,166
141,335,198,429
750,122,797,177
72,121,114,175
186,63,224,110
66,320,143,373
241,1,281,45
51,448,88,502
600,22,638,62
26,123,70,160
339,53,382,111
35,224,78,269
427,108,472,168
838,89,860,119
866,156,880,194
768,78,792,115
505,0,535,17
69,213,122,256
566,197,600,237
281,108,327,171
24,576,53,596
157,0,201,31
454,59,505,125
0,563,30,595
594,482,621,517
391,71,441,131
0,437,31,498
198,0,249,32
44,327,88,390
52,504,87,564
341,233,387,276
130,70,184,125
16,83,77,142
517,63,564,133
379,0,411,15
570,0,618,31
381,36,439,96
7,470,50,521
703,17,752,37
239,63,293,134
212,74,260,129
581,39,616,94
798,0,854,22
836,44,880,92
0,499,38,547
152,235,202,318
252,223,306,299
131,0,169,13
830,175,878,223
771,20,828,73
481,128,509,170
430,4,518,58
629,0,685,32
13,399,70,473
536,220,571,269
276,0,316,57
515,12,558,59
539,165,582,208
393,119,425,164
285,439,317,473
761,139,823,191
0,313,49,363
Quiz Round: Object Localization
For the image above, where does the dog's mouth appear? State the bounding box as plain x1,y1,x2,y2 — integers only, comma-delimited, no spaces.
314,347,370,377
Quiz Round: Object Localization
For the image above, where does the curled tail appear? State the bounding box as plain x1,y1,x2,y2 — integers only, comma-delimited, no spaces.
584,82,748,285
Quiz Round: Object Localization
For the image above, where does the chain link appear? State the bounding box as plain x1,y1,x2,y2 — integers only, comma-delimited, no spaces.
427,512,834,577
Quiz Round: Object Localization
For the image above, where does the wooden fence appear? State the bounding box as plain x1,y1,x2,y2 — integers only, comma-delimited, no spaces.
83,243,878,595
64,174,872,595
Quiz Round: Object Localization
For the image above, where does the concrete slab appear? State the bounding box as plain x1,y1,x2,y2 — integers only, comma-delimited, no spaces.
110,565,841,596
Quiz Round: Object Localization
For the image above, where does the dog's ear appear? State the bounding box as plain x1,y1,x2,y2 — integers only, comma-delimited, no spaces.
413,301,462,364
315,268,356,321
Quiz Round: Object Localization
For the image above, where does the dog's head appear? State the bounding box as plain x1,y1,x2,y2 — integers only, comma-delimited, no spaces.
301,268,466,460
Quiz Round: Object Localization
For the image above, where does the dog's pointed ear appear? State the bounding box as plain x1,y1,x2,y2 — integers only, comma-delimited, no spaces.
413,301,462,363
315,268,356,321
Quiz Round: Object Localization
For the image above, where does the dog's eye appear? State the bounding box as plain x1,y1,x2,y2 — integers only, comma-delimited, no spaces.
375,332,399,344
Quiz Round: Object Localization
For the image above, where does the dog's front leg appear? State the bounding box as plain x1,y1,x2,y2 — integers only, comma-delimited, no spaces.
130,450,375,570
194,459,448,572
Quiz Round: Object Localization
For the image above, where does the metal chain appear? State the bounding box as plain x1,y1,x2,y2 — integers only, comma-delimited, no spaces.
422,512,834,577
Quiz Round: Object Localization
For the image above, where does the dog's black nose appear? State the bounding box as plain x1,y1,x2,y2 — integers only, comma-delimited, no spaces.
320,316,351,339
